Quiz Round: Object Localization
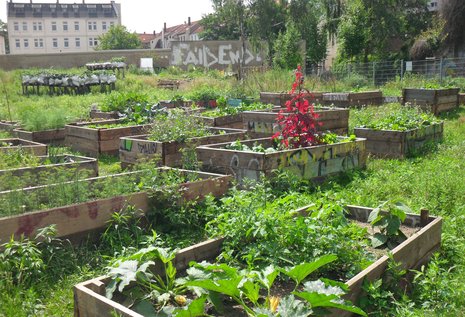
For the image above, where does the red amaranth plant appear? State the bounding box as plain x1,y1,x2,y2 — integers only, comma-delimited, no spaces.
272,65,322,149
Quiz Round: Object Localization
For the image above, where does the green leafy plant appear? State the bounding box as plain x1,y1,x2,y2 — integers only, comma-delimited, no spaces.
368,201,409,249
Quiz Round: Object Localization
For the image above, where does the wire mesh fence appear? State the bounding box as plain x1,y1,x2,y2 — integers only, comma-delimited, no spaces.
322,57,465,86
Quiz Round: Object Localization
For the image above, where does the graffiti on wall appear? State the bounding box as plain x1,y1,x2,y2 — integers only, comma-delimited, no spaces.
171,42,264,68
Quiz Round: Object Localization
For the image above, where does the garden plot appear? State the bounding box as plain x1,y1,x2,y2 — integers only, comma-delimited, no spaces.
322,91,383,108
0,120,20,131
402,88,459,115
260,91,326,106
12,126,66,145
197,137,366,184
73,204,441,317
119,128,247,168
355,122,443,158
242,106,349,138
0,168,231,244
0,138,47,156
65,120,152,157
0,154,98,190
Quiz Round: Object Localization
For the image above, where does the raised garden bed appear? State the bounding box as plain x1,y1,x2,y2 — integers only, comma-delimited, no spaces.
459,93,465,105
0,154,98,184
0,120,20,131
73,204,441,317
354,122,443,158
402,88,459,115
322,91,383,108
12,127,66,145
89,109,120,120
65,120,152,157
119,128,247,168
0,169,230,244
242,107,349,138
194,113,244,129
197,137,366,184
260,91,326,106
0,138,47,156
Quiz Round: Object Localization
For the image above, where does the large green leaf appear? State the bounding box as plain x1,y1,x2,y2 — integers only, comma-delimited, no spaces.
284,255,338,286
277,295,313,317
185,277,242,298
294,292,367,316
173,297,207,317
241,280,260,304
132,300,157,317
371,232,388,248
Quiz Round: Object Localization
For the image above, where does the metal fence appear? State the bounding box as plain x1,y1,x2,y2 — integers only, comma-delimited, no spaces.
324,57,465,86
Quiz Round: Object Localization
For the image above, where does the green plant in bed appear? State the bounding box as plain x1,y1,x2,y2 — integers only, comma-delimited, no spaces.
201,101,274,118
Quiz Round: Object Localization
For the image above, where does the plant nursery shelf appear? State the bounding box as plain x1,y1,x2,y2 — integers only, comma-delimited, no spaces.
73,205,442,317
119,128,247,168
354,122,443,158
0,138,47,156
197,137,366,185
402,88,459,115
242,107,349,138
65,120,152,157
0,169,231,245
322,91,383,108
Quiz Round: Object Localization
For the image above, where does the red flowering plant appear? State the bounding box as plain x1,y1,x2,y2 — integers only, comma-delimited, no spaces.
272,65,323,149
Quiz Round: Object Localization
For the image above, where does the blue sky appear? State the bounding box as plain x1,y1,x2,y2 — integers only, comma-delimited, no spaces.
1,0,214,33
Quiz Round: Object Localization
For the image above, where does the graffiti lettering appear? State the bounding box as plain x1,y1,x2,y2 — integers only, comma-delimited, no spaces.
137,143,158,154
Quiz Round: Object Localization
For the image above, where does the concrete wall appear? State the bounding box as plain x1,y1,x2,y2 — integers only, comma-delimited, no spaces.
0,35,5,55
170,41,266,70
0,48,171,70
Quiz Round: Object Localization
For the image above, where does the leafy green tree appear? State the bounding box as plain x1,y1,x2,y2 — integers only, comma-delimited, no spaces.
97,25,141,50
0,20,9,54
201,0,246,40
272,22,303,69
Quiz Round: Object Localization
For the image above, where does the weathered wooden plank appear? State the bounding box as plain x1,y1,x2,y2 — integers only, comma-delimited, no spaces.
403,88,459,115
13,128,66,144
197,137,366,184
0,138,47,156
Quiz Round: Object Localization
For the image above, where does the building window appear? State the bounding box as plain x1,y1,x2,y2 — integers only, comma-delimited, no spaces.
14,22,19,31
38,22,43,31
63,22,68,31
75,37,80,47
39,39,44,47
88,37,98,47
74,21,79,31
102,22,107,31
34,38,39,47
33,22,42,31
88,21,97,31
22,22,27,31
15,39,20,48
23,39,29,48
51,22,57,31
52,38,58,48
64,38,69,48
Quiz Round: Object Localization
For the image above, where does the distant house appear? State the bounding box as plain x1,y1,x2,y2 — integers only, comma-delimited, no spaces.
151,17,203,49
0,35,6,54
7,0,121,55
138,32,157,49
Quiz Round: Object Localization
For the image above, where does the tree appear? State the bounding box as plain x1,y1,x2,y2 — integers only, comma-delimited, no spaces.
272,22,303,69
440,0,465,56
0,19,9,54
201,0,246,40
97,25,141,50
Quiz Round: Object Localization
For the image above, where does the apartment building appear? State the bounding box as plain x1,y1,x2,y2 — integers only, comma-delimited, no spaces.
0,34,5,54
7,0,121,55
151,18,203,49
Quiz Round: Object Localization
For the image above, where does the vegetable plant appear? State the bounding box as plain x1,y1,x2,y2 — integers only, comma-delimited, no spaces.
368,201,409,249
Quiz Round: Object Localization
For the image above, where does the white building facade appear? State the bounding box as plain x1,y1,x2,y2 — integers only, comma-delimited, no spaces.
0,34,5,54
7,1,121,55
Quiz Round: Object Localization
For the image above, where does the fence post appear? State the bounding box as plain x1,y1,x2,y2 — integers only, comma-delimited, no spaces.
400,59,404,81
439,58,444,84
372,61,376,86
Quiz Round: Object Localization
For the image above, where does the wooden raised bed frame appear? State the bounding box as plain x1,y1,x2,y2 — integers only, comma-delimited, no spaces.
65,120,152,157
322,91,383,108
73,205,442,317
402,88,459,115
13,127,66,145
0,138,47,156
194,113,244,129
197,137,366,184
260,91,326,106
0,169,230,244
242,107,349,138
354,122,444,158
0,154,98,180
119,128,247,168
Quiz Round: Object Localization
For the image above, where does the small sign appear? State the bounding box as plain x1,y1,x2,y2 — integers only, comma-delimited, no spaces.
405,61,413,72
140,58,153,72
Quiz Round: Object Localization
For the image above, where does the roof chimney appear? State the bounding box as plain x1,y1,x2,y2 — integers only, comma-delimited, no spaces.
153,30,156,35
163,22,166,32
188,17,191,26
